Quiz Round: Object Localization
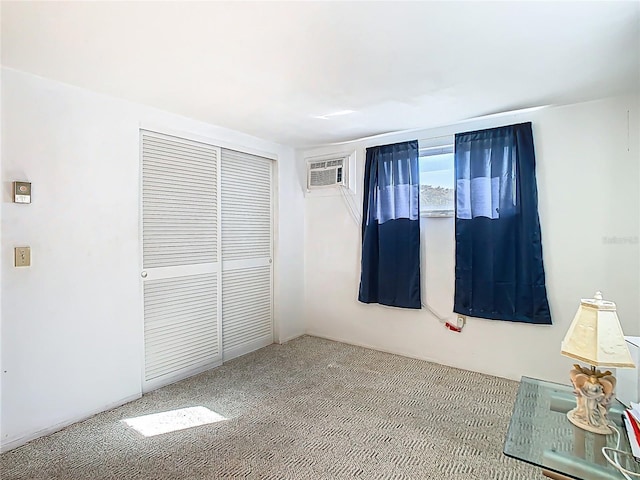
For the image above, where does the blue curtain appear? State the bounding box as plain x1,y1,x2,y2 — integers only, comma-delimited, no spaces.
358,140,421,309
454,123,551,324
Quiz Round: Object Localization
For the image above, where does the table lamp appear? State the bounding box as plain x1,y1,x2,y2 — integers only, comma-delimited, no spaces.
560,291,636,435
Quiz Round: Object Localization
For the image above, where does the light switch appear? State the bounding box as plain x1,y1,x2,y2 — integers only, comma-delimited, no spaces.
14,247,31,267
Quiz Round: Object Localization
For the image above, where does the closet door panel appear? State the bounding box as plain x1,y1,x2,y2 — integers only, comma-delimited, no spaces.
221,149,273,361
141,131,222,392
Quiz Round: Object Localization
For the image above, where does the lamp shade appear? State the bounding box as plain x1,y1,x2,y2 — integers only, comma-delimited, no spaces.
561,292,635,368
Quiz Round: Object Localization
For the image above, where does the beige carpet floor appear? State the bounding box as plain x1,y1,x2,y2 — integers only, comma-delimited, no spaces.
0,335,542,479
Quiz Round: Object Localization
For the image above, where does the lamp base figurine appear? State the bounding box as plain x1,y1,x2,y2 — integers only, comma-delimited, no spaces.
567,364,616,435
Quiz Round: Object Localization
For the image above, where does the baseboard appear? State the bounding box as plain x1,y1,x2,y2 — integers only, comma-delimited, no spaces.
306,331,516,382
143,359,223,393
1,393,141,453
304,331,440,365
223,334,273,362
277,332,305,344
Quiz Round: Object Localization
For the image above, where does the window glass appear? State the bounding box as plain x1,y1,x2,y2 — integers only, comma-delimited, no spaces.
419,149,454,217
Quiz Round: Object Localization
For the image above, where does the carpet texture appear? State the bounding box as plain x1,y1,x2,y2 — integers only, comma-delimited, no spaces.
1,336,542,479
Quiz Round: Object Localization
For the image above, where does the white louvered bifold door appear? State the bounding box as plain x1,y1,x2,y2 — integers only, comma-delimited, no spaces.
221,149,274,361
141,131,222,393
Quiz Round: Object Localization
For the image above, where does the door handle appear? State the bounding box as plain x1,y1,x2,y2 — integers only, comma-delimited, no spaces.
141,271,148,278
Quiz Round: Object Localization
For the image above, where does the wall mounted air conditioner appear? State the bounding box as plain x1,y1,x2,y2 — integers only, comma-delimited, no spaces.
307,157,347,190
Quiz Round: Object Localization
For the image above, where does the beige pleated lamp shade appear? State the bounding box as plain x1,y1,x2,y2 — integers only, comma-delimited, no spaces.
561,291,636,368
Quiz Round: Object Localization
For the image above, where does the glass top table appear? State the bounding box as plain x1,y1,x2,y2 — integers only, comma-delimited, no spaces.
503,376,638,480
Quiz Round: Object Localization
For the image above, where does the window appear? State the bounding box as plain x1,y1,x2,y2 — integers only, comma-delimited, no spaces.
419,145,454,217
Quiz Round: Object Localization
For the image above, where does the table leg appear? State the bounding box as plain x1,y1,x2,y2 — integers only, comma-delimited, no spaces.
573,426,586,458
542,469,573,480
593,434,606,466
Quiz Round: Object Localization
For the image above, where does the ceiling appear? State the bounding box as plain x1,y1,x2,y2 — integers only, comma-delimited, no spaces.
2,1,639,148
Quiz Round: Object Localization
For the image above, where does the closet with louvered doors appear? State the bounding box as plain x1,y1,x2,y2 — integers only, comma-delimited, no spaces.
140,131,274,392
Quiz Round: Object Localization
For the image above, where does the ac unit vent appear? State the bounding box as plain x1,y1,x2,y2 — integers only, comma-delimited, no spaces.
309,161,327,170
307,157,346,189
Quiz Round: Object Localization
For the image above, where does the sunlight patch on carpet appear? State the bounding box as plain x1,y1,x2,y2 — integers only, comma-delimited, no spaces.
122,406,227,437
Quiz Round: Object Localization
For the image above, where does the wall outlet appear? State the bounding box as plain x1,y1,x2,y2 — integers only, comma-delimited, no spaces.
14,247,31,267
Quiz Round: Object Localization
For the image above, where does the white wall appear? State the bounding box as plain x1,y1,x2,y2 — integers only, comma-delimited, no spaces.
273,146,306,344
302,95,640,384
0,68,305,451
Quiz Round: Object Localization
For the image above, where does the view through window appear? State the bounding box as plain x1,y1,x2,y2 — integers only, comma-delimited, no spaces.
419,145,454,217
